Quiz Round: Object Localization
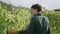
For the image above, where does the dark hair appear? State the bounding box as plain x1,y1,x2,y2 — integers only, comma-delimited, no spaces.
31,4,42,12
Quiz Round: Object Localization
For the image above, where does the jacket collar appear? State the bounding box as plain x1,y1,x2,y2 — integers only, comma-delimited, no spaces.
34,13,42,16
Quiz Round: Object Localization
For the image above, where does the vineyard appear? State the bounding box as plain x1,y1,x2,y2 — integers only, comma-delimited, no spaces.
0,1,60,34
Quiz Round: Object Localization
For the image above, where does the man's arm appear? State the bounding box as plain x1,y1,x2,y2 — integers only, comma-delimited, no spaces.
7,17,36,34
19,17,36,34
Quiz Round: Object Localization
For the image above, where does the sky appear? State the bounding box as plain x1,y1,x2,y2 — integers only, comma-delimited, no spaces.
0,0,60,10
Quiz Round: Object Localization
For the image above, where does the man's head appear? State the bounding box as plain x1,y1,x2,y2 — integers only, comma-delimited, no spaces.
31,4,42,15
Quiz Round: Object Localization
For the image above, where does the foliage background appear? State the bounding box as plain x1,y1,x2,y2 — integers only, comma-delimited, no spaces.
0,1,60,34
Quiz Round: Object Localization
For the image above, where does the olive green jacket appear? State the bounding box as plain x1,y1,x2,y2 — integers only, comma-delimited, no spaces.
19,13,50,34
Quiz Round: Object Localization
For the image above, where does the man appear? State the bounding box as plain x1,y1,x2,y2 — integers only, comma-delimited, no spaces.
7,4,50,34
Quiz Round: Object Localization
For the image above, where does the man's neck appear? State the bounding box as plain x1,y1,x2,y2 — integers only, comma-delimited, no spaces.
33,12,41,16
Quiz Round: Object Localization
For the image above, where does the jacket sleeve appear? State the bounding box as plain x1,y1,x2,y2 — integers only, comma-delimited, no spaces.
46,17,50,34
44,17,50,34
19,17,36,34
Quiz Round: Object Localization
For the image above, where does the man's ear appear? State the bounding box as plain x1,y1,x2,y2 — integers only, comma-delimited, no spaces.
35,9,37,12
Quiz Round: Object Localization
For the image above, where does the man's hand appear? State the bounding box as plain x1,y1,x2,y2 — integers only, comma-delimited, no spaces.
7,29,19,34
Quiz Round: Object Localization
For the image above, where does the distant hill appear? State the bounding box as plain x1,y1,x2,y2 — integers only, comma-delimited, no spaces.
0,1,30,11
54,9,60,11
0,1,13,11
